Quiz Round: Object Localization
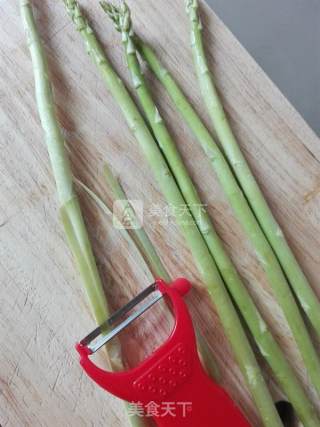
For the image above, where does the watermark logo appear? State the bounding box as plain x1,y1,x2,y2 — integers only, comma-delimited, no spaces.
113,199,144,230
112,200,208,230
127,401,192,418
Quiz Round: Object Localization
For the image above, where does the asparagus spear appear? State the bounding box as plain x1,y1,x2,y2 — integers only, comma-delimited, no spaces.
62,2,284,425
100,5,320,426
21,0,108,325
185,0,320,342
135,33,320,398
21,2,146,426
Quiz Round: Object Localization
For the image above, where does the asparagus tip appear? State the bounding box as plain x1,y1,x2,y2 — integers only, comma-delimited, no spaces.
100,1,121,32
185,0,199,20
101,1,133,37
62,0,88,32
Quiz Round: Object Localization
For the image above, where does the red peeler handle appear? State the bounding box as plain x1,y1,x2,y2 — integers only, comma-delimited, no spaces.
76,279,251,426
152,354,249,426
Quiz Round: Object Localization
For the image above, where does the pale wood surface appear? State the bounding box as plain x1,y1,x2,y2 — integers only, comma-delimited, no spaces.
0,1,320,426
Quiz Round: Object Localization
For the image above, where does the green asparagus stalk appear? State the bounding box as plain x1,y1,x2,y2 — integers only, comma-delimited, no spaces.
100,5,320,425
21,0,108,325
63,2,284,425
21,2,146,426
186,0,320,341
135,34,320,398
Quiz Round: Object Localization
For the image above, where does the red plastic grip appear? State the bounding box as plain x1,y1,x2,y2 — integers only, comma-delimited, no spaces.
76,278,251,426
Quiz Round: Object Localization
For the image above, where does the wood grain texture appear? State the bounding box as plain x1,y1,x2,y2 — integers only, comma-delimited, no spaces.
0,0,319,426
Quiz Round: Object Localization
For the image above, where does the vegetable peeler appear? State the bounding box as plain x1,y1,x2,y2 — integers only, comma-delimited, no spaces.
76,278,251,426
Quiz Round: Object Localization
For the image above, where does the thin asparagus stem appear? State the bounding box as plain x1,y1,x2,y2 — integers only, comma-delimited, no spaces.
136,35,320,398
63,2,284,425
186,0,320,341
100,5,320,425
103,164,170,281
21,2,145,425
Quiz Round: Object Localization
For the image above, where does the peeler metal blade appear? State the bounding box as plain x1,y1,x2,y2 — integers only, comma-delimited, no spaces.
80,282,163,354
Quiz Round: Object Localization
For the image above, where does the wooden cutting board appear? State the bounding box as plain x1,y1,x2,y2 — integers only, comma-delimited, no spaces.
0,0,319,426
